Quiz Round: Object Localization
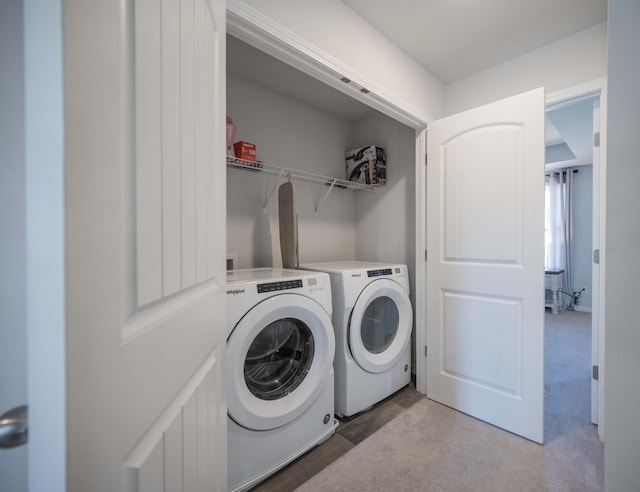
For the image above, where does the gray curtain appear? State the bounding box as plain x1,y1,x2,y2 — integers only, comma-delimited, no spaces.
545,169,575,309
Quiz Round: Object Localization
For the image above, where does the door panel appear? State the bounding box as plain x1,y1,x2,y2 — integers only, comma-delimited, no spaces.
442,291,521,394
134,0,220,307
427,88,545,443
443,125,522,264
64,0,227,490
124,351,224,491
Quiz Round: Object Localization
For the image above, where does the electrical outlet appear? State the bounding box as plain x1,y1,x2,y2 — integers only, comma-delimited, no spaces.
226,253,238,271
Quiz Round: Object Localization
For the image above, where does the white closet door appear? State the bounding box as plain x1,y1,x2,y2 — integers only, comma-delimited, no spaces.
64,0,228,490
426,88,545,443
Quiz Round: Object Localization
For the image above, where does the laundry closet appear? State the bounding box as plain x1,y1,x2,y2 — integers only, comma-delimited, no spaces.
226,35,417,304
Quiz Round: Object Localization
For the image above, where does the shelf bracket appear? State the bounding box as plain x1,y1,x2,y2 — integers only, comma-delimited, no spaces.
315,178,337,214
263,168,285,212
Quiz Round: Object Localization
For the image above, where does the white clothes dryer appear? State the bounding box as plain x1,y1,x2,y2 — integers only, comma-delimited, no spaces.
301,261,412,418
226,268,336,492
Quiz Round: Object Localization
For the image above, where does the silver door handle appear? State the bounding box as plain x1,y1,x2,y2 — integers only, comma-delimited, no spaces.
0,405,28,448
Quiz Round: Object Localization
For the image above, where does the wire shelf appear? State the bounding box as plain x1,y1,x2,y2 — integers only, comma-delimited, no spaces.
226,157,376,192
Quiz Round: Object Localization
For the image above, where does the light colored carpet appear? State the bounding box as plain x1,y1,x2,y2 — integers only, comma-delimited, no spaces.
296,311,603,491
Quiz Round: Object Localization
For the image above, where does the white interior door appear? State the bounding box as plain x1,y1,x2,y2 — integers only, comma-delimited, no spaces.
64,0,227,490
426,88,545,443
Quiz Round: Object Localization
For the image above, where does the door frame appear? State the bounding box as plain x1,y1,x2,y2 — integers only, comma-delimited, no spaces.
545,78,607,440
23,0,66,489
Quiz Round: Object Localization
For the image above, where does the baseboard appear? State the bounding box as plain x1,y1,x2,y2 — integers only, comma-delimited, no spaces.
572,305,592,313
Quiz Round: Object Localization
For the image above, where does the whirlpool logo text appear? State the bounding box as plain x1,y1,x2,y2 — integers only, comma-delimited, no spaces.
226,288,245,296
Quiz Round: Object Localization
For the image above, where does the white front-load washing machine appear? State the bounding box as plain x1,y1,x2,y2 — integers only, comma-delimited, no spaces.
301,261,412,418
226,268,336,492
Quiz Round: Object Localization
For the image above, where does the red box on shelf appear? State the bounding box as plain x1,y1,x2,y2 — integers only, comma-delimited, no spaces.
233,141,256,161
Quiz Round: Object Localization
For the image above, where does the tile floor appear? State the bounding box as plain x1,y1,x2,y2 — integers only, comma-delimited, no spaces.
251,381,424,491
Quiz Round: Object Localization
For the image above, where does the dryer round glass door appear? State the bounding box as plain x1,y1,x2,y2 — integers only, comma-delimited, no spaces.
227,294,335,431
349,279,412,374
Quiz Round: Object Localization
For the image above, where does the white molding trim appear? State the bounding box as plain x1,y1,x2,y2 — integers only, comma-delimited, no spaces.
122,281,221,344
597,81,607,441
415,129,428,394
226,0,430,129
545,78,606,107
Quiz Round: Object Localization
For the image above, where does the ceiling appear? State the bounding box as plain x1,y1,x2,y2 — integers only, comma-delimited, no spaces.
342,0,607,84
545,97,597,168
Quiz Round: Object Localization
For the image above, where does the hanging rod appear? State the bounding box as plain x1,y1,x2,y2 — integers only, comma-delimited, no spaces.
227,157,376,192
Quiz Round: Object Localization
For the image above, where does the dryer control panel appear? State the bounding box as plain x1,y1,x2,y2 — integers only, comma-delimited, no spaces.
367,268,393,277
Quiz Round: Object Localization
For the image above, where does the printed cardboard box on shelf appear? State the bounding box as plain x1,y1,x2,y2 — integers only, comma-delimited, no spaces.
345,145,386,185
234,141,256,161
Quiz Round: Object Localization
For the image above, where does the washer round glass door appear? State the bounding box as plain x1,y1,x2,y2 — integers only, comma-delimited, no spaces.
227,294,334,431
348,279,412,373
244,317,314,401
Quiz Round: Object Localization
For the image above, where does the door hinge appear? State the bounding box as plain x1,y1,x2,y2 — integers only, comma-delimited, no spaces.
594,131,600,148
593,365,599,381
593,249,600,264
424,250,427,262
425,153,428,166
424,345,428,357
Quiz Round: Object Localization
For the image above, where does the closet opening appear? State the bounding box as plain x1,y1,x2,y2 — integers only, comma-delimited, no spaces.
226,34,419,366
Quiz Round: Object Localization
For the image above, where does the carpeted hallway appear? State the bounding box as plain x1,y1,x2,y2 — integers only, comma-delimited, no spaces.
256,310,604,491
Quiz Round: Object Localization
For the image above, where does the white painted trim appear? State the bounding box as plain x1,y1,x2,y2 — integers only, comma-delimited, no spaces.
122,281,222,344
25,0,66,490
545,78,606,106
590,97,601,428
596,81,607,441
415,129,428,394
226,0,430,129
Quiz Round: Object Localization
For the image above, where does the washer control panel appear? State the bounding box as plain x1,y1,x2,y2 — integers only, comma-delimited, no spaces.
367,268,393,278
257,279,303,293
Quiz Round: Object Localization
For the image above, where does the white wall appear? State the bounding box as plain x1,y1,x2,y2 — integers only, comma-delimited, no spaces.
445,23,607,115
0,0,27,489
237,0,444,121
571,166,593,309
353,115,416,294
227,75,359,268
604,0,640,489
